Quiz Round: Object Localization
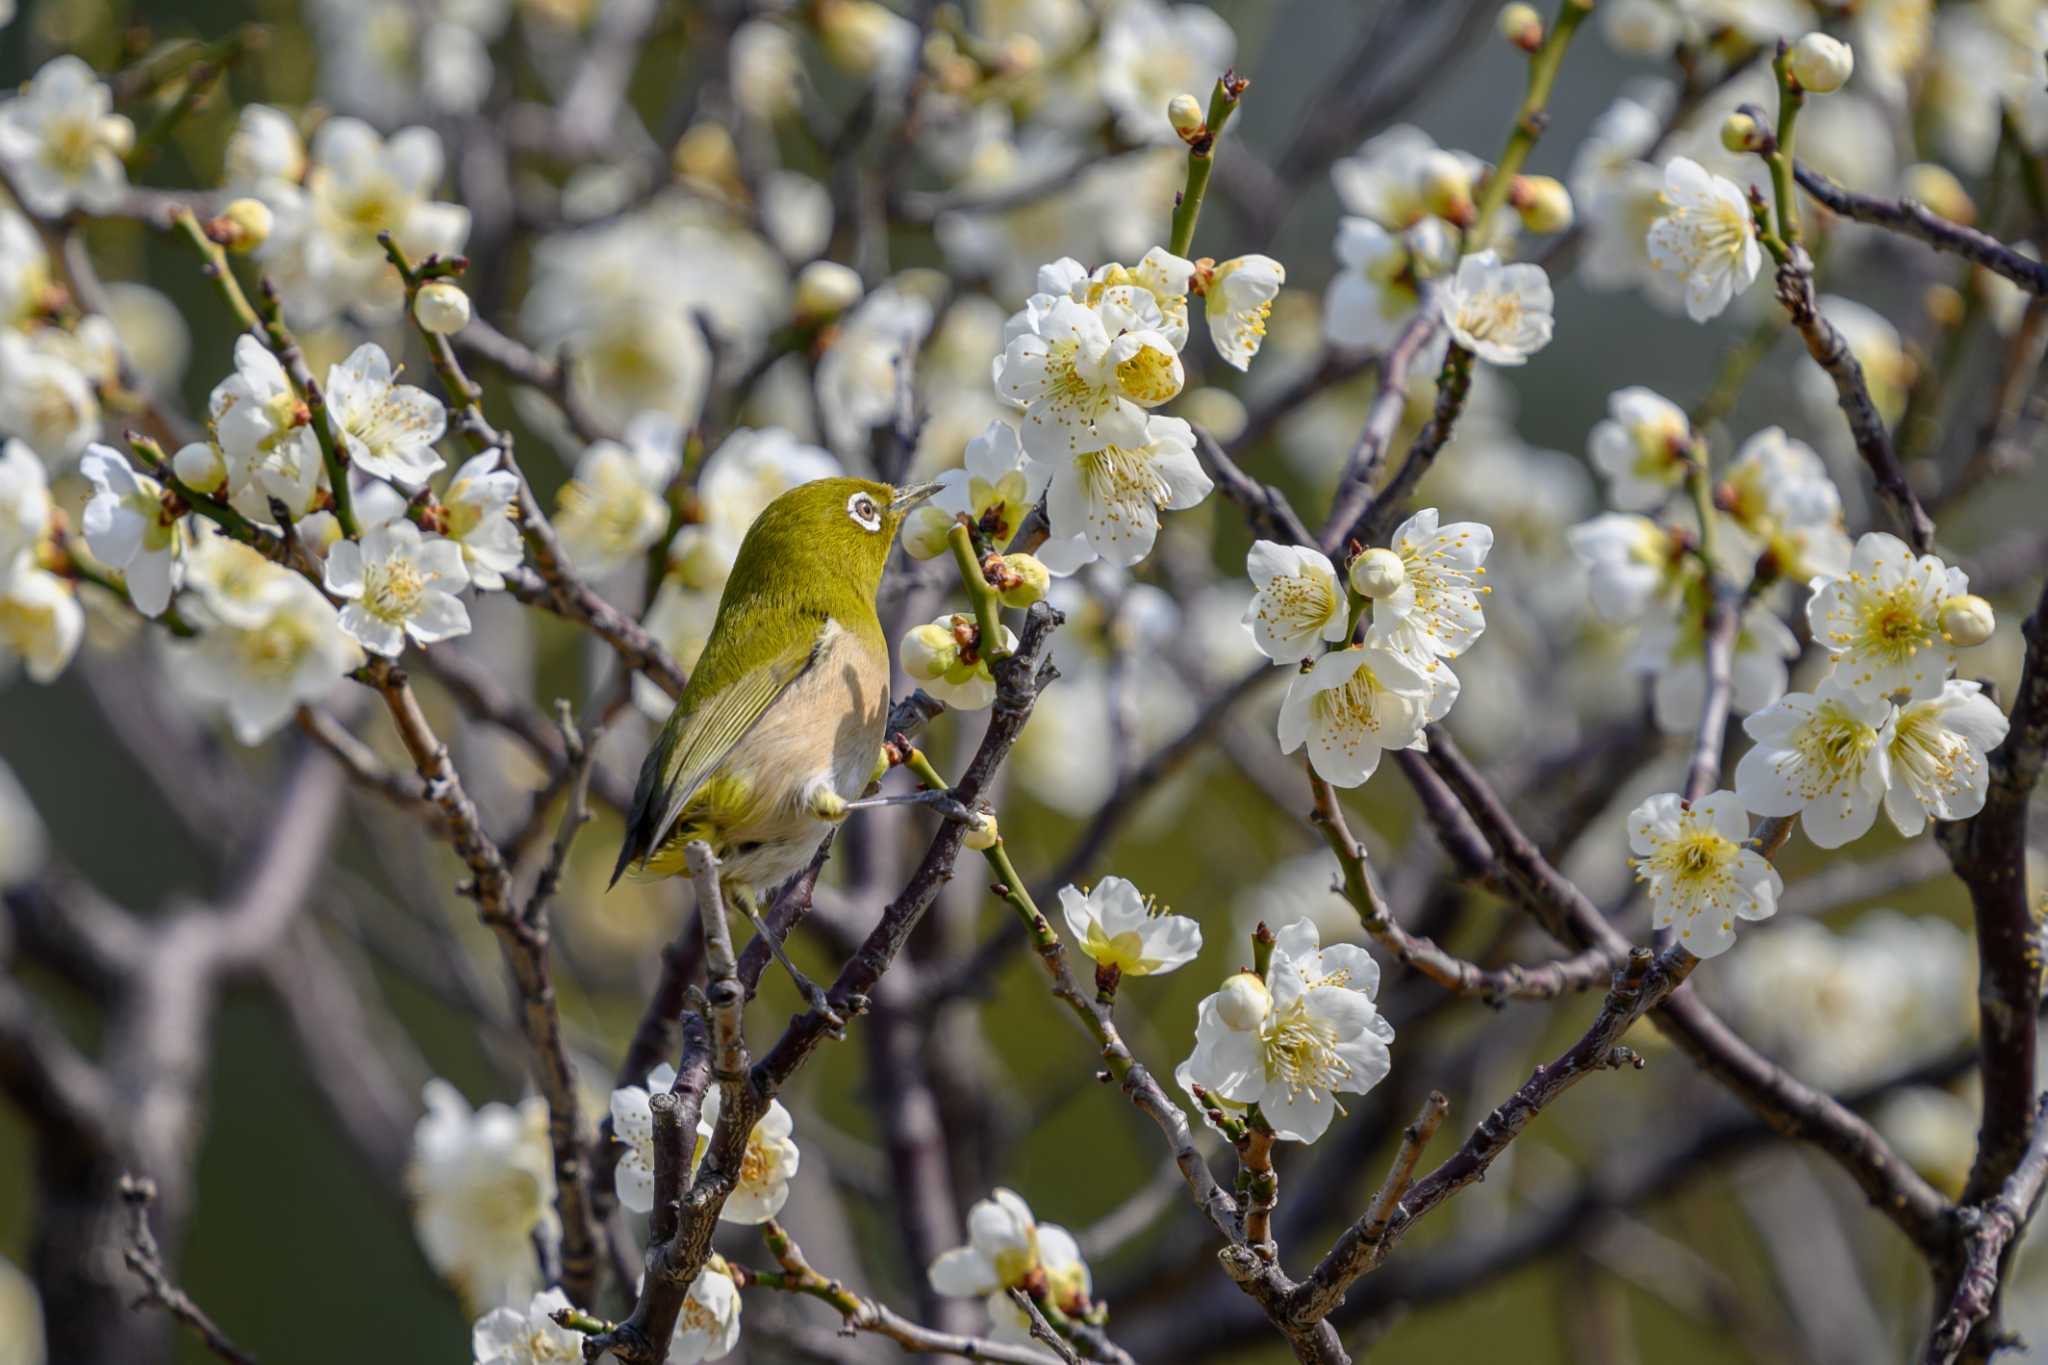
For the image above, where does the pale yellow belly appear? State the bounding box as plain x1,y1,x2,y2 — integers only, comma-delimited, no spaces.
650,619,889,897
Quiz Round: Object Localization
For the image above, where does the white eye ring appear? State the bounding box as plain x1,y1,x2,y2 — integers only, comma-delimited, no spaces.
846,491,882,532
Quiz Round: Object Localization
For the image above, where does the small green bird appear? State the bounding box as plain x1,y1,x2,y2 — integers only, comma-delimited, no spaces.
612,476,938,1010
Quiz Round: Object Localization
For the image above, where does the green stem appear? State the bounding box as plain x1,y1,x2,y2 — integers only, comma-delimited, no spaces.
946,521,1010,665
126,434,271,549
1685,441,1720,581
1168,76,1244,258
1688,314,1781,429
378,234,492,454
126,61,226,171
171,209,259,331
1467,0,1592,245
253,285,360,538
1767,47,1806,251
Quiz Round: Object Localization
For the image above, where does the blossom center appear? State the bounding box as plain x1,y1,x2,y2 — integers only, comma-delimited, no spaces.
1262,1000,1353,1102
1114,344,1177,404
1077,445,1168,521
364,556,427,622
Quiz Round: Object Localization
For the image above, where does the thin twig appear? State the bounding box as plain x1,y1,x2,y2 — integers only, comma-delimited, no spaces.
119,1176,259,1365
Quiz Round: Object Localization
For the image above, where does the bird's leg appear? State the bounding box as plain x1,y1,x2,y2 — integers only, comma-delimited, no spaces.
732,886,845,1036
843,789,980,823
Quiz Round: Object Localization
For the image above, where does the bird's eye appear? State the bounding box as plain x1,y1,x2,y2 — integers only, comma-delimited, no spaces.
846,492,882,532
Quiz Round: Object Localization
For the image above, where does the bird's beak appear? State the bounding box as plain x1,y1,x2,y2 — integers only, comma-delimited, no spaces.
889,481,943,513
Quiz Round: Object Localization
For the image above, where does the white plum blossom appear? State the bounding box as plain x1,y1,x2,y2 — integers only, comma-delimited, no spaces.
1588,386,1692,510
996,296,1173,464
1278,645,1432,788
222,104,306,196
1097,0,1236,145
472,1288,583,1365
0,556,81,684
1205,254,1284,370
607,1064,798,1224
694,1085,801,1225
1627,791,1781,958
1331,125,1485,233
78,445,184,617
0,331,99,467
1720,425,1851,580
1734,680,1897,849
1243,541,1349,664
607,1062,678,1215
1365,508,1491,664
175,546,361,742
1034,413,1211,569
817,285,933,456
554,416,682,577
1322,219,1413,350
324,343,449,486
1182,917,1395,1143
902,420,1040,560
1807,532,1969,702
1884,680,2010,836
928,1187,1092,1328
257,118,471,324
0,57,130,217
1438,251,1554,365
664,1257,743,1364
325,519,472,657
1645,156,1763,322
1567,513,1683,624
1059,876,1203,976
408,1079,556,1311
441,451,525,590
0,440,50,570
1641,599,1799,734
209,335,324,519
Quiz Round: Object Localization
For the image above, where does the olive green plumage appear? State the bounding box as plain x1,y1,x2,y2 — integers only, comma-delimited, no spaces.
610,476,930,897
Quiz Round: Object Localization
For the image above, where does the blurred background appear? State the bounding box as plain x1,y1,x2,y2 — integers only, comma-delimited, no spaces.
1,0,2044,1361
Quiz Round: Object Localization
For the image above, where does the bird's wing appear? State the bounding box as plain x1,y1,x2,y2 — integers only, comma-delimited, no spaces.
611,617,830,885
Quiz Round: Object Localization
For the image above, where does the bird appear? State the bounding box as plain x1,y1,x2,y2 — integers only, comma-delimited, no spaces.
611,475,939,1020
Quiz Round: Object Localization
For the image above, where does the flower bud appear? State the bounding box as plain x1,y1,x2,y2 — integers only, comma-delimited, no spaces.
1418,149,1475,225
995,553,1049,608
217,197,273,253
672,122,739,188
1924,283,1966,330
99,115,135,156
1168,93,1206,142
296,510,344,561
1939,594,1995,648
1720,111,1765,154
1497,2,1543,51
171,441,227,495
794,260,864,322
899,622,960,680
1788,33,1854,94
963,810,999,851
1903,163,1974,224
414,281,472,335
1216,972,1272,1031
1510,174,1573,233
1349,546,1407,599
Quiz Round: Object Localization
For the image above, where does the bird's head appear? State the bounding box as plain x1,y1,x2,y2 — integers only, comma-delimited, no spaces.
724,476,942,609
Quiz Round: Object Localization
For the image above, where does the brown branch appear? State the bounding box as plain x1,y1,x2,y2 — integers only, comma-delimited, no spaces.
119,1176,258,1365
1285,948,1677,1325
1310,771,1613,1000
1925,1098,2048,1365
1795,163,2048,296
1319,308,1443,554
357,657,603,1306
746,1221,1057,1364
1410,729,1953,1256
1193,423,1314,547
1938,578,2048,1208
1771,256,1936,552
1351,343,1475,549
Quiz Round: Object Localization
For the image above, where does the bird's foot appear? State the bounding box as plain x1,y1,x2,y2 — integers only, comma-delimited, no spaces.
736,892,846,1036
844,788,979,824
807,785,850,823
